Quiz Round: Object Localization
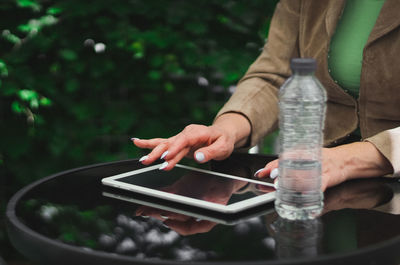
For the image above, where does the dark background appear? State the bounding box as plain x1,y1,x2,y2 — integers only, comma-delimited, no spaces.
0,0,278,263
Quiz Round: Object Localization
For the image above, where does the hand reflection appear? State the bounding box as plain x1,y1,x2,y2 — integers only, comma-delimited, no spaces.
134,171,248,235
322,178,392,215
266,179,394,259
157,171,245,205
136,205,217,235
265,179,393,230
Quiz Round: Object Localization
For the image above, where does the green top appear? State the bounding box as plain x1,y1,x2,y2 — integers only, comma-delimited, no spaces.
329,0,385,98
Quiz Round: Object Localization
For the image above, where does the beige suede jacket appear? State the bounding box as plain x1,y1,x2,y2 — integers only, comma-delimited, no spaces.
216,0,400,176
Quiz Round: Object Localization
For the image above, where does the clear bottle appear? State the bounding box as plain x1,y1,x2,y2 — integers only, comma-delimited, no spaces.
275,58,327,220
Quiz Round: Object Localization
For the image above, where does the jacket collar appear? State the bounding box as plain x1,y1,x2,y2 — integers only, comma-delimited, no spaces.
367,0,400,45
325,0,346,39
324,0,400,45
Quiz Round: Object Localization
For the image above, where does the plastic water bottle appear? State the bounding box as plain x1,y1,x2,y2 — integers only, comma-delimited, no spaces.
275,58,327,220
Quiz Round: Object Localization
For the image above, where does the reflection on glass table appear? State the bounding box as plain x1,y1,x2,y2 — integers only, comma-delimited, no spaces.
7,154,400,265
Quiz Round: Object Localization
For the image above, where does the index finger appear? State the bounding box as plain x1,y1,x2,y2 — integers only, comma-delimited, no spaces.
132,138,165,149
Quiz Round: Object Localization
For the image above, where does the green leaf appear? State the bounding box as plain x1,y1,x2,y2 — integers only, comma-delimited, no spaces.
59,49,78,61
17,0,41,11
148,70,161,80
61,232,76,243
11,101,24,113
18,89,38,101
217,15,230,24
0,60,8,77
225,72,240,82
164,82,174,92
47,7,62,15
39,97,52,106
17,24,32,33
30,98,39,109
2,30,21,44
50,63,60,74
130,41,145,59
39,15,58,26
18,16,58,33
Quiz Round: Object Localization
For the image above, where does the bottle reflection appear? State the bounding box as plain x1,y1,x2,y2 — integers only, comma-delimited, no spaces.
271,216,323,259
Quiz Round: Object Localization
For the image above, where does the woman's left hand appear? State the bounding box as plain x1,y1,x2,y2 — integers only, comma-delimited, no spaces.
255,142,393,191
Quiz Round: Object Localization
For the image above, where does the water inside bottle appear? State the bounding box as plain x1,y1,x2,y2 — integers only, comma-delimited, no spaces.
275,159,324,220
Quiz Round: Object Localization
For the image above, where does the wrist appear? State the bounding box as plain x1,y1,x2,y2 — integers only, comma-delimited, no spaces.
335,142,393,181
213,113,251,148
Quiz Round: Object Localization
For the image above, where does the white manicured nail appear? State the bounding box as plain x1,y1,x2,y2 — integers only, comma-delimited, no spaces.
131,137,139,141
254,168,264,177
160,214,169,219
270,168,279,179
159,162,169,170
139,155,148,162
161,151,169,160
274,180,279,190
195,152,205,162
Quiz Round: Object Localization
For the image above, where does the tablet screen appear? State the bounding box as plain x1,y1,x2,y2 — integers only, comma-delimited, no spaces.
110,165,274,206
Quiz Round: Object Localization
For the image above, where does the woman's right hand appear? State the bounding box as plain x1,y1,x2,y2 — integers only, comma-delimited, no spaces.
132,113,251,171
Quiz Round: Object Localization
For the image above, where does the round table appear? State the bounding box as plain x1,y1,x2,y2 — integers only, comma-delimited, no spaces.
6,153,400,265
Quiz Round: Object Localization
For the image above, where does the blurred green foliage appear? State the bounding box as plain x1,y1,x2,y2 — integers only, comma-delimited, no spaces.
0,0,278,187
1,1,279,261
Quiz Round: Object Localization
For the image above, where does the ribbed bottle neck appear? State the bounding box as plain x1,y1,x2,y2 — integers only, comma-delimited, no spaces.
292,70,315,76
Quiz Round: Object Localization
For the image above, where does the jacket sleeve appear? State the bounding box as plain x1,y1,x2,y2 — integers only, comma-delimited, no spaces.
365,127,400,177
214,0,301,147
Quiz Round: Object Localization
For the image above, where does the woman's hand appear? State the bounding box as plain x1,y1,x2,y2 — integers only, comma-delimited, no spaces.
132,113,251,170
255,142,393,191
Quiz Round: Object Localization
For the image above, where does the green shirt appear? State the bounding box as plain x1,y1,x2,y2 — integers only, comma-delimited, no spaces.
329,0,386,98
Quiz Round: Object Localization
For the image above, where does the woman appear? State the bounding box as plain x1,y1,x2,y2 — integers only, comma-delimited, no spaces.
132,0,399,191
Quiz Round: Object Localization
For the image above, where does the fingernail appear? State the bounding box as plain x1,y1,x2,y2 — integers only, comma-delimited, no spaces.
159,161,169,170
270,168,279,179
274,180,279,190
195,218,202,222
195,152,205,162
141,215,149,218
139,155,148,162
254,168,264,177
131,137,139,141
160,214,169,219
162,223,169,229
161,151,169,160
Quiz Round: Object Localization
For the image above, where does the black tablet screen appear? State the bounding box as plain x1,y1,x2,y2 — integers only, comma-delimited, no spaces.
115,166,273,206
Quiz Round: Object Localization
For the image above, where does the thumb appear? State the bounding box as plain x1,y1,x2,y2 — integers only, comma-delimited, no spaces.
194,137,233,163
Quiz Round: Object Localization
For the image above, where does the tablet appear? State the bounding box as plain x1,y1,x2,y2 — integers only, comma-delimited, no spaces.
101,164,275,214
102,191,275,225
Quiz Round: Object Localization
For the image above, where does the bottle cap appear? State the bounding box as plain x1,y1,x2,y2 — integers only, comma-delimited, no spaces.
290,58,317,72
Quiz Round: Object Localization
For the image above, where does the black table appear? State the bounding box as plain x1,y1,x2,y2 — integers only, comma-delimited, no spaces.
6,153,400,265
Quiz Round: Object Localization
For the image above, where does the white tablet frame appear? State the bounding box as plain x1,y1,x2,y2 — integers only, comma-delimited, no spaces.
101,163,275,214
102,191,275,225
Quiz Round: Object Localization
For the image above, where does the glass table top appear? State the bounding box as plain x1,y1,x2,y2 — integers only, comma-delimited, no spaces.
8,154,400,264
